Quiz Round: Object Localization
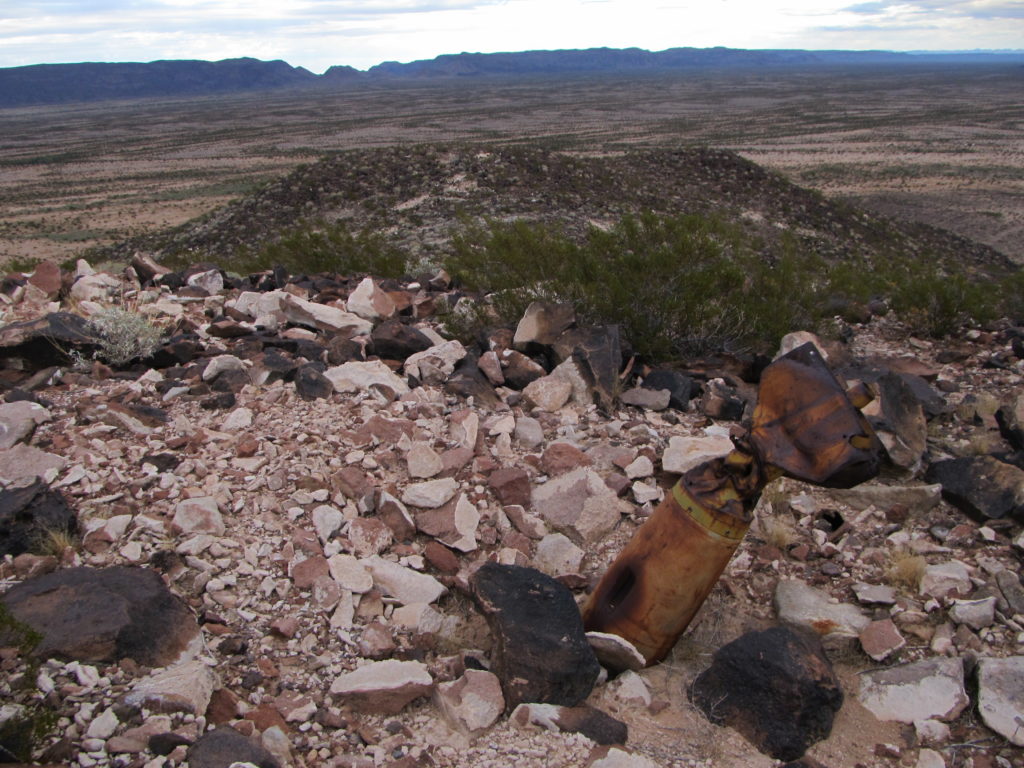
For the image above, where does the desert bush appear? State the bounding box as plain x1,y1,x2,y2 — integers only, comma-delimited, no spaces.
88,307,164,366
231,217,408,278
446,212,823,359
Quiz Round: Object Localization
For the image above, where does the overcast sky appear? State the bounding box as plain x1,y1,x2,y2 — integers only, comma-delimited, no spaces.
2,0,1022,73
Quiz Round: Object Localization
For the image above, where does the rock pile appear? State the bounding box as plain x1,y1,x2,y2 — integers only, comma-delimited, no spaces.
0,257,1022,768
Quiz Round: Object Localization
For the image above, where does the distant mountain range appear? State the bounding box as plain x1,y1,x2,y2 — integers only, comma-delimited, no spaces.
2,47,1023,108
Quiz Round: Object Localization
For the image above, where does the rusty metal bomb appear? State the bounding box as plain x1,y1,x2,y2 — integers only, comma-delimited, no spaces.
582,343,882,665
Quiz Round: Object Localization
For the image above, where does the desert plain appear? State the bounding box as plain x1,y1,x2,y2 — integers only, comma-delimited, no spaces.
0,62,1022,268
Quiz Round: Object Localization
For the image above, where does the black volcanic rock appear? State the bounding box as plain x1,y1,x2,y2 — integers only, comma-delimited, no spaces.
689,626,843,762
470,562,600,710
925,456,1024,522
0,479,76,558
1,566,200,666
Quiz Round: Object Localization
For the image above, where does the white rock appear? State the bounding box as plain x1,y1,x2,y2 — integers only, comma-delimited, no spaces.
532,467,631,546
401,477,458,508
220,407,253,432
404,340,466,381
948,597,996,630
391,603,443,634
324,360,410,398
228,290,286,318
587,632,646,673
281,293,372,335
0,444,67,485
312,505,345,545
858,658,968,724
171,496,224,536
364,556,447,604
0,401,51,450
920,561,973,600
514,416,545,449
662,434,734,475
523,375,573,412
624,455,654,479
631,481,663,504
448,494,481,553
976,656,1024,746
327,554,373,593
434,669,504,733
329,659,433,715
532,533,584,576
186,269,223,296
589,748,662,768
914,718,951,745
124,660,217,715
407,443,443,479
346,277,396,321
202,354,247,382
85,708,119,739
610,670,651,707
774,580,869,647
775,331,829,360
916,748,946,768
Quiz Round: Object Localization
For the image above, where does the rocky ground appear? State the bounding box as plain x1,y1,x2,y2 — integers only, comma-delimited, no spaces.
0,256,1023,768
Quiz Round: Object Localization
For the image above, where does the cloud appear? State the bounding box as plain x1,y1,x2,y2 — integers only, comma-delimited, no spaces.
840,0,1024,19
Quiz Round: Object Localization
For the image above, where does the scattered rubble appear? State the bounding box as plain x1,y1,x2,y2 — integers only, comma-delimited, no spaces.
0,258,1022,768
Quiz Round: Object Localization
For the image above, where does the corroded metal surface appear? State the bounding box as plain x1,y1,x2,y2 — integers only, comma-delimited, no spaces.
583,343,881,665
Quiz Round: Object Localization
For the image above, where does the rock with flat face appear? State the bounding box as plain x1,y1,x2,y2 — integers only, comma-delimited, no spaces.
662,434,735,475
434,669,505,733
925,456,1024,522
0,443,67,486
363,556,447,605
774,580,869,651
514,301,576,351
347,276,396,321
324,360,410,399
470,562,600,710
0,400,51,450
976,656,1024,746
123,659,217,715
186,725,280,768
531,467,631,546
329,659,433,714
858,657,968,724
371,319,433,361
0,478,76,558
281,294,372,336
0,312,97,370
1,566,200,666
689,626,843,762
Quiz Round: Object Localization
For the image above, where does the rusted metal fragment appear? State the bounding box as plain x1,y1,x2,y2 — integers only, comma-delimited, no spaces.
751,343,880,488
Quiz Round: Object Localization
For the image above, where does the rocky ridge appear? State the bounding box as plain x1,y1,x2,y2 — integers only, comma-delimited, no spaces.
104,145,1012,276
0,256,1022,768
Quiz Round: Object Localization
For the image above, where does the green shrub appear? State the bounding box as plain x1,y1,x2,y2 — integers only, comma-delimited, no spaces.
446,212,823,359
89,307,164,366
230,217,408,278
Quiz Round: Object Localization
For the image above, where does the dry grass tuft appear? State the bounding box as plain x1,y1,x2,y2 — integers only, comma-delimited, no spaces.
885,548,926,591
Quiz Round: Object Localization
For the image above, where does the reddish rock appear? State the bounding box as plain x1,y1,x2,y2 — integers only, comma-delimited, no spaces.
423,540,460,574
377,492,416,541
489,467,532,506
270,617,300,639
291,555,330,589
541,443,592,476
206,687,242,725
332,467,374,500
27,260,63,299
859,619,906,662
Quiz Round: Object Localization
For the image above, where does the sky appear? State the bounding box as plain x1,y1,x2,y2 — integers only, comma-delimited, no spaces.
2,0,1023,73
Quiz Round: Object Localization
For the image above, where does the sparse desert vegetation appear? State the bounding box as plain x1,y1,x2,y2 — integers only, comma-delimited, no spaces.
0,63,1021,271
